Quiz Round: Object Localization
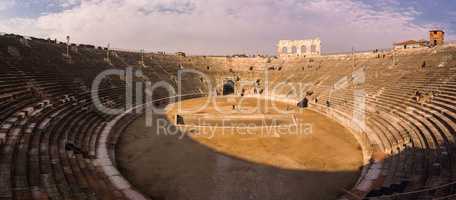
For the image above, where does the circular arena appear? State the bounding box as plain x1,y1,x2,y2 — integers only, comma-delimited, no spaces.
0,33,456,200
117,97,362,200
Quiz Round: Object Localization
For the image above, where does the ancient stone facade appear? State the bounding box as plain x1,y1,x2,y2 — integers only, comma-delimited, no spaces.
277,38,321,57
429,30,444,46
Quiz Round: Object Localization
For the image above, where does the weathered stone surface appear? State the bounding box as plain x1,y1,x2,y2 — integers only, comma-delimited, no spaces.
277,38,321,57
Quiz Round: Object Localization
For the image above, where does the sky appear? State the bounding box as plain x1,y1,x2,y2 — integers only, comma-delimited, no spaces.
0,0,454,55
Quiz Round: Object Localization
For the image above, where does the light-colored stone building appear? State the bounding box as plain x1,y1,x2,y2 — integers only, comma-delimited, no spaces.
393,40,428,50
277,38,321,57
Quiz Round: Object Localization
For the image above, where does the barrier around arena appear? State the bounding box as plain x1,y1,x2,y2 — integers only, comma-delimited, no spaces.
96,93,380,200
240,95,377,199
307,103,380,200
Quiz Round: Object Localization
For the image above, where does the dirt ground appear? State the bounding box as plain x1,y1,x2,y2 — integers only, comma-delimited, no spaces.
116,97,363,200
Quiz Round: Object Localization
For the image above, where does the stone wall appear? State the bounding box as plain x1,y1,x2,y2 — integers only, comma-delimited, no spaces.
277,38,321,57
429,30,445,46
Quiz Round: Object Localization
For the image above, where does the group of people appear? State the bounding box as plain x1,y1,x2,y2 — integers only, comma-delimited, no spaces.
415,90,435,104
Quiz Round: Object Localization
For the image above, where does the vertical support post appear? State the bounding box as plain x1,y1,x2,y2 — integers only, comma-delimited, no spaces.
393,50,396,66
352,47,355,70
106,43,110,63
141,49,144,66
66,36,70,57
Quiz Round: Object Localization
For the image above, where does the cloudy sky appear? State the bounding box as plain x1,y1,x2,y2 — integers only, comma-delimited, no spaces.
0,0,454,55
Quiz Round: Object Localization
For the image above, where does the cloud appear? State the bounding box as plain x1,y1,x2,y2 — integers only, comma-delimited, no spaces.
54,0,81,8
0,0,15,11
137,0,196,15
0,0,436,54
0,18,50,37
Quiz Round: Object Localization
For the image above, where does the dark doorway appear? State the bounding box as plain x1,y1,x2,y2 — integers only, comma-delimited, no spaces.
297,98,308,108
176,115,184,125
223,80,235,95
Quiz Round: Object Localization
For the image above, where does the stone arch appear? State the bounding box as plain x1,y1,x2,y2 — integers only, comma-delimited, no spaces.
282,47,288,54
291,46,298,54
223,80,235,95
301,45,307,54
311,45,317,53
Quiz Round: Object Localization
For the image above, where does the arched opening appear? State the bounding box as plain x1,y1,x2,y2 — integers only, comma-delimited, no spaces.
223,80,235,95
297,97,309,108
291,46,297,54
282,47,288,54
176,115,184,125
311,45,317,53
301,45,307,54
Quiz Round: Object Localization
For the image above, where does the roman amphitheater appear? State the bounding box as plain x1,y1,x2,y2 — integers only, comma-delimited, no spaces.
0,33,456,200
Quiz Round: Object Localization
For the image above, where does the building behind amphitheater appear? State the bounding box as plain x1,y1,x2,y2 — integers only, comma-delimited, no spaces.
277,38,321,57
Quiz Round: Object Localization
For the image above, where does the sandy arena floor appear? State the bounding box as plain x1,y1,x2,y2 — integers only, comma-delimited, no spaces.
116,96,363,200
